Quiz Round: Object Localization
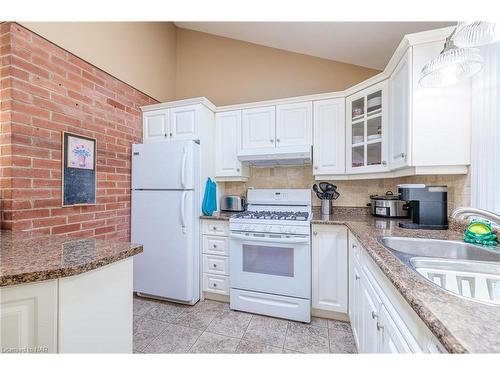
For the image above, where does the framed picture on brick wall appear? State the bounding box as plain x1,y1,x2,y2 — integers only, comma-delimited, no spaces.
62,132,97,207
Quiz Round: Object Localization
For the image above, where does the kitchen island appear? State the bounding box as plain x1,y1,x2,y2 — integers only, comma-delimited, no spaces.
0,230,142,353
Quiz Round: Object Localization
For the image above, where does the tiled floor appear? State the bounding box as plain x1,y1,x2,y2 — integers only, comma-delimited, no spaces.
133,296,357,354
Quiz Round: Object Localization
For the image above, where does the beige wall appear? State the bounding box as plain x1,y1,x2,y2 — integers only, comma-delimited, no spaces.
20,22,177,102
222,167,470,214
175,28,380,106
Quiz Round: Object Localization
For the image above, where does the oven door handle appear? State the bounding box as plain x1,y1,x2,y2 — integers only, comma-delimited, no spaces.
229,233,310,244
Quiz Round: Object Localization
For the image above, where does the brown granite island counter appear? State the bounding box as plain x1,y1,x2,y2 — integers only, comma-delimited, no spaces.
0,230,143,354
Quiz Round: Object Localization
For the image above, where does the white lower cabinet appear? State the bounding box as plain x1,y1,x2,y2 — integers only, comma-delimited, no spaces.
311,225,348,313
0,257,133,354
58,258,133,353
0,279,58,353
202,219,230,297
348,231,445,353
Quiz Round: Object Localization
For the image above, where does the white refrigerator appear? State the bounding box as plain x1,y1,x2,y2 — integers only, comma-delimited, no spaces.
131,140,200,304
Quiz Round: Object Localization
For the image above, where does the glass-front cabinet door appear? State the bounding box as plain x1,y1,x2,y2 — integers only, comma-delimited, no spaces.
346,81,389,174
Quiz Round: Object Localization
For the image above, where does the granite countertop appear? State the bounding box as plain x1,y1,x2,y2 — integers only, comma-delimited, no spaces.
311,207,500,353
200,211,234,220
0,230,143,287
201,207,500,353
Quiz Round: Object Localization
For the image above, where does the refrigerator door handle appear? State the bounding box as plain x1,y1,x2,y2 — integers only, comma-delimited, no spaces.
180,147,188,189
181,191,188,233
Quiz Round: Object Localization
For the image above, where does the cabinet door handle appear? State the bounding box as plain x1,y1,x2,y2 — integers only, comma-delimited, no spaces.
314,166,318,170
355,274,360,280
351,243,357,249
382,160,387,166
276,139,280,142
401,153,406,159
236,168,240,172
313,231,318,236
169,132,173,137
164,133,168,138
377,322,384,331
372,311,378,319
270,139,274,143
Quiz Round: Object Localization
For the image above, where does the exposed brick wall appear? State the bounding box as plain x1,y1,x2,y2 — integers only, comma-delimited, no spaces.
0,22,158,241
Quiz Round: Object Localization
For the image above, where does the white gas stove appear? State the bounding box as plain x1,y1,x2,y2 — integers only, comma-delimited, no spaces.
229,189,311,323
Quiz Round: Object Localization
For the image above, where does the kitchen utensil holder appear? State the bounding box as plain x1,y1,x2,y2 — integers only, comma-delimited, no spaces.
321,199,332,216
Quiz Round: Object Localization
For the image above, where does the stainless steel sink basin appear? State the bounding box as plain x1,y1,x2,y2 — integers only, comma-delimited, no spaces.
380,237,500,263
379,237,500,305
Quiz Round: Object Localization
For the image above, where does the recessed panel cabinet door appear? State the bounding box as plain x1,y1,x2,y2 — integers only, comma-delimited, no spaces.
276,102,312,147
215,111,245,177
0,280,58,353
312,225,348,313
389,49,411,169
313,98,345,175
170,105,198,140
143,109,168,142
241,106,276,150
378,304,412,353
360,274,380,353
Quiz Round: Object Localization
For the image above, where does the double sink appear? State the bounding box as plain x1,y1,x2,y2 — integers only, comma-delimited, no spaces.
379,237,500,305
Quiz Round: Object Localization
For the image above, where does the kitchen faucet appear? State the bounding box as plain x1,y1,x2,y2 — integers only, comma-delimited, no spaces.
451,207,500,231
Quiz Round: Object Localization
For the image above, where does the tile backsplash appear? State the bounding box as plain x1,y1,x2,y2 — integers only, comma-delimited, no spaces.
221,166,470,214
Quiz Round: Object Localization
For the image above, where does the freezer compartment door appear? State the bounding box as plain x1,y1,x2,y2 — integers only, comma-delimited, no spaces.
132,140,196,190
131,190,199,302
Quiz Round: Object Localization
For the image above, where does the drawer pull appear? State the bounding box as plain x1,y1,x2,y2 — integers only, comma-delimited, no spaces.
213,244,217,248
213,226,217,231
213,264,217,268
213,283,217,288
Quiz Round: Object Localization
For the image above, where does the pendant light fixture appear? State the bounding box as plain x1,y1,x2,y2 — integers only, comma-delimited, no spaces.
419,28,484,88
453,22,500,48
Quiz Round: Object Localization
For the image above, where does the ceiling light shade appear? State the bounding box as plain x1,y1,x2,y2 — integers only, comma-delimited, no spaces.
419,37,483,88
453,22,500,48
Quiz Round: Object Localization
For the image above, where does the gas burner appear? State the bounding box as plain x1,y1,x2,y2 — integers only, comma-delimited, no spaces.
232,210,309,221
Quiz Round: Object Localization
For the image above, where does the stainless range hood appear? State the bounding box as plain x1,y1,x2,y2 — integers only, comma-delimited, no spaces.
237,145,312,167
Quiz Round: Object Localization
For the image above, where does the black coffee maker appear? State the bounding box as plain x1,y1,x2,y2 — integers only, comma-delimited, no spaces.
398,184,448,230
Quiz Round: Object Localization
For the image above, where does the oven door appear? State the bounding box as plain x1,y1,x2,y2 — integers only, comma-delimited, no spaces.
229,231,311,299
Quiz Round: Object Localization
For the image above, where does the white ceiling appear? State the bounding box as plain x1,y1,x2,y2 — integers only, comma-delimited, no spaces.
175,22,455,70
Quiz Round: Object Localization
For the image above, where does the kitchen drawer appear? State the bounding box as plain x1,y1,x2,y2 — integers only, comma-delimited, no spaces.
203,274,229,295
202,220,229,236
203,254,229,275
202,235,229,256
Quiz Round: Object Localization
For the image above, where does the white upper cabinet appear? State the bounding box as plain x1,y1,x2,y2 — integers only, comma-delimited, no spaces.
215,111,248,180
241,106,276,150
389,49,411,170
275,102,312,147
313,98,345,175
143,109,169,142
312,225,348,313
411,41,470,167
169,105,198,140
346,81,389,174
143,105,201,142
